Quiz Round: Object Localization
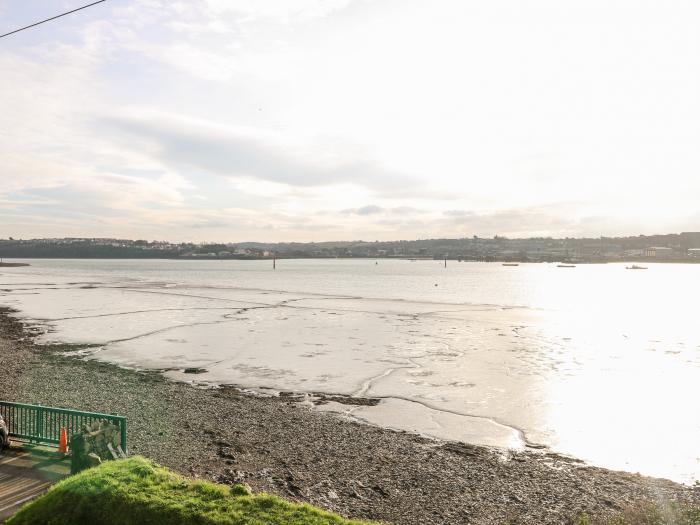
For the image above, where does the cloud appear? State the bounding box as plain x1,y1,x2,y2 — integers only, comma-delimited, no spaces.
443,209,472,217
3,0,700,242
341,205,425,216
100,114,416,191
438,206,585,237
204,0,354,20
342,204,384,215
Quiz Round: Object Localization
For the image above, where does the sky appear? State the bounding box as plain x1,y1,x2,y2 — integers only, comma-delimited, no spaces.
1,0,699,242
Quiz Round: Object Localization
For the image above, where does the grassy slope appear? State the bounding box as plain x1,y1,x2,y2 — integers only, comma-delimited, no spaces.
7,457,378,525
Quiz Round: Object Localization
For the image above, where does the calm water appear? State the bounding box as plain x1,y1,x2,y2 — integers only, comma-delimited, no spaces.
1,258,698,483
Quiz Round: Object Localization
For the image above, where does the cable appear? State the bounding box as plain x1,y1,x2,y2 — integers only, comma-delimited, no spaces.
0,0,107,39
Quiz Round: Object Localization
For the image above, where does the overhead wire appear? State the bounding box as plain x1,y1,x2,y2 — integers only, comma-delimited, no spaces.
0,0,107,39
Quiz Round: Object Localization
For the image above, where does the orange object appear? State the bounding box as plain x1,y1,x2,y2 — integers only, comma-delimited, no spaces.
58,427,68,454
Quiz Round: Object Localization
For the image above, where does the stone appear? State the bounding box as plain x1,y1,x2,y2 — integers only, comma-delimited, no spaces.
184,367,207,374
70,419,126,474
87,453,102,467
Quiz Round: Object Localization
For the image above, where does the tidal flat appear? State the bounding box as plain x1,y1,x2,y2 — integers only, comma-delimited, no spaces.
2,258,699,483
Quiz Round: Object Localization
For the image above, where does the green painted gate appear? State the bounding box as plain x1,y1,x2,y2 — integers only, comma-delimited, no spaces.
0,401,127,452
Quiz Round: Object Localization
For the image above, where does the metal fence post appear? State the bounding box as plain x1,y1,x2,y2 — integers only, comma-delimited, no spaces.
121,419,128,454
36,406,43,444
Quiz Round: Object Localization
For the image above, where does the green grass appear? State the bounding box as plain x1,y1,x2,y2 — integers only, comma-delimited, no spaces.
7,456,378,525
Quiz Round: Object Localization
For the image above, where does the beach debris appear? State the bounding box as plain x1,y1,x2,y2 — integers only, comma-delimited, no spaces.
310,393,380,406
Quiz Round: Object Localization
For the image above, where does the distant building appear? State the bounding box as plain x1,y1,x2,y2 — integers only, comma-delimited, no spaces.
644,246,674,258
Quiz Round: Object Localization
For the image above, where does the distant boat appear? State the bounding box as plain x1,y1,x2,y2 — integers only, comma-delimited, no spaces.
626,265,647,270
557,264,576,268
502,263,519,266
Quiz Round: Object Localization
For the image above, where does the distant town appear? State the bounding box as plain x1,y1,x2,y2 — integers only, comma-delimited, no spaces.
1,232,700,263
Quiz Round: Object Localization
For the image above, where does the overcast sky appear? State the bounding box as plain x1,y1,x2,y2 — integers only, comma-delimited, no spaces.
1,0,699,242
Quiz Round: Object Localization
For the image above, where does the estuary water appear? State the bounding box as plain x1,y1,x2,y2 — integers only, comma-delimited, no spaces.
1,258,698,483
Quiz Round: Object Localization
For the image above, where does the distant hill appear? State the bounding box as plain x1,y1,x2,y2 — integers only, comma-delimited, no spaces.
0,233,698,262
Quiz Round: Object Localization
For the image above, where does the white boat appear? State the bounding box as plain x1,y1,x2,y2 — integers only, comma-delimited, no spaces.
626,265,647,270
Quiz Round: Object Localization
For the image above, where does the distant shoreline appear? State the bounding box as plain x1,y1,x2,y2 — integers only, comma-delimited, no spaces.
1,256,700,264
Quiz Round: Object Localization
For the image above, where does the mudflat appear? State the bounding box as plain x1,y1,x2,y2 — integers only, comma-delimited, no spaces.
1,308,698,525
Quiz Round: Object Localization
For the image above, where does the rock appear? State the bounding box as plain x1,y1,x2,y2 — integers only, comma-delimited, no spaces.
70,419,125,474
218,447,236,460
87,453,102,467
372,485,389,497
184,367,207,374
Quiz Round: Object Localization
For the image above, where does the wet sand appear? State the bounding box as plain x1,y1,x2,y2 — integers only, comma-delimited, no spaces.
1,308,698,525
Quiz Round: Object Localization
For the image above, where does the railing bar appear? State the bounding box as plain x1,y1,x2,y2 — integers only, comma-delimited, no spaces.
0,401,125,419
0,402,126,450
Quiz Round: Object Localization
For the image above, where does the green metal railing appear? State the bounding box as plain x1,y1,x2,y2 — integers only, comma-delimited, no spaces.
0,401,127,452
